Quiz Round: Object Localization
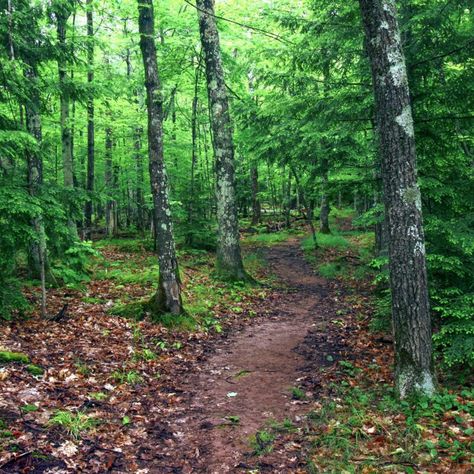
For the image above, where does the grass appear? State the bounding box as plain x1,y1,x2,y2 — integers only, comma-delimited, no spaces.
291,386,307,400
249,429,276,455
48,410,99,439
244,228,304,246
301,232,352,252
111,369,143,385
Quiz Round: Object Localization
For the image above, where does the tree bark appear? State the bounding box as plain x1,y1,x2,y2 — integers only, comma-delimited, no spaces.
84,0,94,240
24,63,47,318
319,158,331,234
196,0,247,281
359,0,435,398
250,165,261,226
134,126,145,233
138,0,183,315
104,126,117,238
186,54,202,246
56,1,77,235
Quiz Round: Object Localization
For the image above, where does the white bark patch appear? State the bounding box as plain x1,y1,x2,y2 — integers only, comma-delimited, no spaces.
387,49,407,88
395,106,415,138
407,225,419,240
398,367,435,399
414,240,426,257
380,20,389,30
213,103,223,116
382,1,393,13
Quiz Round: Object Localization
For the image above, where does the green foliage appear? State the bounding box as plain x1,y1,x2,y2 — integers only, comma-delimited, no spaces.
249,429,275,456
426,218,474,368
89,392,108,401
290,386,307,400
111,369,143,385
48,410,99,439
308,384,474,471
302,233,351,252
52,241,101,285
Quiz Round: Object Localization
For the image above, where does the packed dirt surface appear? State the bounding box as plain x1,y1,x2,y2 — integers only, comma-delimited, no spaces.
146,239,339,473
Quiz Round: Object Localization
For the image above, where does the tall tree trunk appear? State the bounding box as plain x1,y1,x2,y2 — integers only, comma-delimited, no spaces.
359,0,435,398
319,158,331,234
250,165,261,226
134,126,145,233
104,126,117,237
186,54,201,246
84,0,94,240
196,0,247,281
25,63,47,318
56,2,77,235
138,0,183,315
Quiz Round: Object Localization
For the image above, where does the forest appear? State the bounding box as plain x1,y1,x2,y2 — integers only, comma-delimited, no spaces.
0,0,473,472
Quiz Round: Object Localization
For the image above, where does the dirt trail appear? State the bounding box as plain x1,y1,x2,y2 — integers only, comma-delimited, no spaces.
161,239,334,473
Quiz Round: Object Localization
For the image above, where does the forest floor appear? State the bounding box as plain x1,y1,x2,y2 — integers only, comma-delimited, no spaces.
0,218,473,473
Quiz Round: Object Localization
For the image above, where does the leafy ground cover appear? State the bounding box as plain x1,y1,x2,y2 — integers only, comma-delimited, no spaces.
0,219,472,473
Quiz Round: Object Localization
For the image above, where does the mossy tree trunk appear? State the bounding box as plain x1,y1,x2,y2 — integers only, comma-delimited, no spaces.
196,0,247,281
359,0,435,398
138,0,183,315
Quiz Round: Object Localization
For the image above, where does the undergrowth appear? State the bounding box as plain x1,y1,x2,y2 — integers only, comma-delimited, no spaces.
306,384,474,472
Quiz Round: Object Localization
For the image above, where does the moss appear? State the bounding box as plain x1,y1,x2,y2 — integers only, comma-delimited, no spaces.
0,351,30,364
26,364,44,376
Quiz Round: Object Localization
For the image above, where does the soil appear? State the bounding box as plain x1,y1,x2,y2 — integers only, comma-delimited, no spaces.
140,239,345,473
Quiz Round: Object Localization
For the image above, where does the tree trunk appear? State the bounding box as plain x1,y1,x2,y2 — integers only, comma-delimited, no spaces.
319,158,331,234
250,165,261,226
104,126,117,238
56,3,77,236
186,54,201,246
196,0,247,281
138,0,183,315
359,0,435,398
134,126,145,234
25,63,47,318
84,0,94,240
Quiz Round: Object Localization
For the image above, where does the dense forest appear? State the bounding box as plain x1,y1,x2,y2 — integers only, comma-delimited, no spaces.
0,0,473,472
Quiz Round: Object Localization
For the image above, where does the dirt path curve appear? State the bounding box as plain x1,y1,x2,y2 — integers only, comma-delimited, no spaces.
151,239,334,473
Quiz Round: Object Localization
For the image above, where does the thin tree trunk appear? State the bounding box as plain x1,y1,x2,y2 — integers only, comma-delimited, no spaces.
196,0,247,281
319,158,331,234
135,127,145,234
138,0,183,315
186,54,202,246
250,165,261,226
25,63,47,318
84,0,94,240
104,126,117,237
290,166,317,246
359,0,435,398
56,3,77,236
